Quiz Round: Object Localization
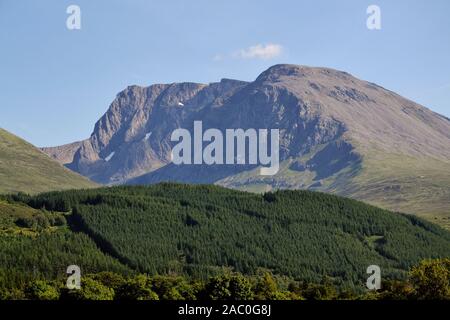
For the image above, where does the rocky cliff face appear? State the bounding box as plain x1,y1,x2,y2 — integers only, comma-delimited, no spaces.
43,64,450,224
47,79,248,183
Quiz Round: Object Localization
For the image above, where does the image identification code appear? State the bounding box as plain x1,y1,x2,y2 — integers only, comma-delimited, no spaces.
178,304,272,317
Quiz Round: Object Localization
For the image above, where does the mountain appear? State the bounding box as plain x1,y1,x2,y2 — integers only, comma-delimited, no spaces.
4,184,450,286
42,65,450,228
0,128,97,194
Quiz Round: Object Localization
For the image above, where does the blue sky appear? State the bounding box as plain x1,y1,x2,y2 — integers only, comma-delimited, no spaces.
1,0,449,147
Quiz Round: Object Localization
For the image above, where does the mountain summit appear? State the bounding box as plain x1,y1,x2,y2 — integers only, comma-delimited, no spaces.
42,64,450,226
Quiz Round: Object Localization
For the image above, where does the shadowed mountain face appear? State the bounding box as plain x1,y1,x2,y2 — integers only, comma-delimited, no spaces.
42,64,450,226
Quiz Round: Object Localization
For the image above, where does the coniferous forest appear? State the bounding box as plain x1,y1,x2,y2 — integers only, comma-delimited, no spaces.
1,183,450,300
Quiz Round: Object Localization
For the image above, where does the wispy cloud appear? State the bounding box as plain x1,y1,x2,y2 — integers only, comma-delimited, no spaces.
213,43,283,61
233,43,283,60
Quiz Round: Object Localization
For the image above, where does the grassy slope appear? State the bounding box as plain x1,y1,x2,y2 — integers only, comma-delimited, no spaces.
341,151,450,230
217,146,450,230
0,200,42,236
0,128,97,194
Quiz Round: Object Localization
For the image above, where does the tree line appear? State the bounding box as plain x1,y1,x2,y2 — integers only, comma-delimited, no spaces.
2,259,449,300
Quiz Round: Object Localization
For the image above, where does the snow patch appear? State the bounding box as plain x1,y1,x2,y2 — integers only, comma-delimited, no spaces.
144,132,152,140
178,102,184,107
105,151,115,162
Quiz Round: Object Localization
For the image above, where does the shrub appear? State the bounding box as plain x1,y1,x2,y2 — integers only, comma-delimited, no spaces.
204,274,253,300
115,275,159,300
409,258,450,300
24,280,59,300
60,277,114,300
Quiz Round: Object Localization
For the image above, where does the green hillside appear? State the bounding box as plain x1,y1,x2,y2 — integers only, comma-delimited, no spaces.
0,128,97,194
3,184,449,289
0,199,130,291
216,149,450,231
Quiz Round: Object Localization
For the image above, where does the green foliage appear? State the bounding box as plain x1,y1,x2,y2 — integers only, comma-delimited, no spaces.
4,260,449,300
409,258,450,300
150,276,199,300
115,275,159,300
89,272,127,291
0,287,26,300
371,280,414,300
0,224,130,295
1,259,450,300
203,274,254,300
15,213,53,230
303,284,337,300
61,277,114,300
289,278,338,300
254,273,278,300
1,184,450,300
24,280,59,300
15,184,450,285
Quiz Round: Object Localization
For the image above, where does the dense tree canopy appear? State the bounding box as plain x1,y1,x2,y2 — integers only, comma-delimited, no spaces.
1,184,450,299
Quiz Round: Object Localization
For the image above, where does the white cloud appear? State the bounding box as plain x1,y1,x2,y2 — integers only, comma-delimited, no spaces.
213,43,283,62
233,43,283,60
